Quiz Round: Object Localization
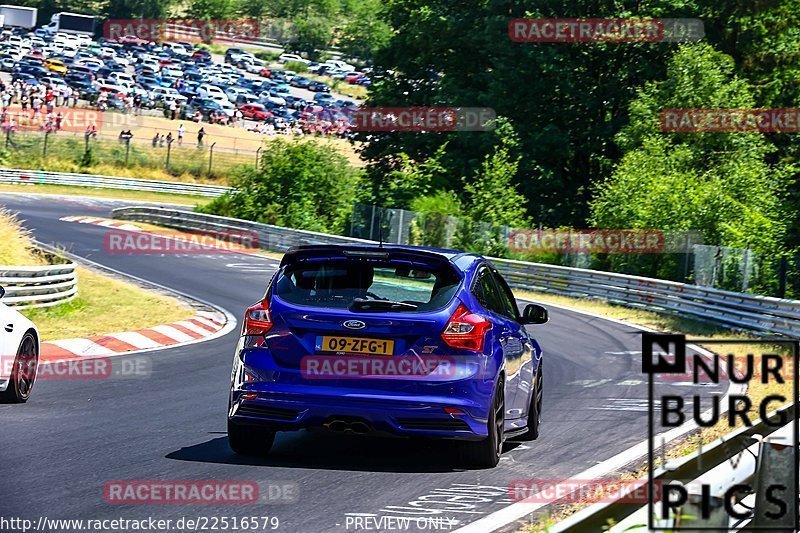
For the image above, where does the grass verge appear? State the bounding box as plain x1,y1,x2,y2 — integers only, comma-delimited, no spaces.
0,183,213,207
22,266,195,341
0,208,45,266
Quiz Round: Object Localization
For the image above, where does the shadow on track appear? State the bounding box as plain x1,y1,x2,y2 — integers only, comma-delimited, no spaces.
166,430,526,473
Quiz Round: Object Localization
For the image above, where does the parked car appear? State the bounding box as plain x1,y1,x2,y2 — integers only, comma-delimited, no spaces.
44,58,67,75
239,103,273,121
307,81,330,93
278,53,311,65
290,76,311,88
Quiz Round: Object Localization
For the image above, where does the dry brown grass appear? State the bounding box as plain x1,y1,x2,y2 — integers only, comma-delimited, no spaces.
0,208,46,266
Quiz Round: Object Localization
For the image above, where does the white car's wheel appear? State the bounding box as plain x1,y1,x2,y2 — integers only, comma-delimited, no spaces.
0,332,38,404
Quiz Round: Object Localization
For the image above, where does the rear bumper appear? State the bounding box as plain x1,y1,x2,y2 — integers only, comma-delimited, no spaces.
229,387,490,440
228,348,497,441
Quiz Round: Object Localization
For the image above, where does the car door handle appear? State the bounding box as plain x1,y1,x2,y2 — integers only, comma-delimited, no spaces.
4,323,12,332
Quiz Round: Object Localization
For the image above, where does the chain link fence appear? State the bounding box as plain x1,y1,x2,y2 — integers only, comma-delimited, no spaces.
348,203,800,296
1,125,263,180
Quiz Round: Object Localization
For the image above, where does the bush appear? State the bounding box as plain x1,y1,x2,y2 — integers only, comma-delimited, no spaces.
284,61,308,73
199,139,362,234
255,50,280,62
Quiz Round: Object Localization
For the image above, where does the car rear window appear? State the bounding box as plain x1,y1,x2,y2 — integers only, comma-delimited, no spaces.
275,261,461,312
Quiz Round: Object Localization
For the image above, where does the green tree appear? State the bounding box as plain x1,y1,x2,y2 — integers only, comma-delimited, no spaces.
289,14,334,60
591,44,787,258
106,0,172,19
186,0,237,20
199,139,361,233
463,122,529,228
375,144,448,208
361,0,696,227
338,0,392,62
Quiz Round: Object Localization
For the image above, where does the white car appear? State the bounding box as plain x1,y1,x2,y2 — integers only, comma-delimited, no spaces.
197,84,228,101
259,91,286,107
325,59,356,71
242,58,266,74
108,72,135,86
218,100,236,118
0,286,40,403
279,53,311,65
151,87,188,104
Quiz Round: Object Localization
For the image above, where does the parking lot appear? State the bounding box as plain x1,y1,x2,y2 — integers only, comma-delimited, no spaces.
0,28,371,140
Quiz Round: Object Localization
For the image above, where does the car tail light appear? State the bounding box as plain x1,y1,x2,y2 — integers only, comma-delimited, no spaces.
243,299,272,336
441,303,491,352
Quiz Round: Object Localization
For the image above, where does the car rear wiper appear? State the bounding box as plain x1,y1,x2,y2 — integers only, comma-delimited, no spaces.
350,298,418,311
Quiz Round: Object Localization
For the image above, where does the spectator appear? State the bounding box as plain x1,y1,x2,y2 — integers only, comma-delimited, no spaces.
71,88,79,107
152,132,160,147
119,129,133,143
177,123,185,145
166,132,173,145
31,96,42,117
197,127,205,147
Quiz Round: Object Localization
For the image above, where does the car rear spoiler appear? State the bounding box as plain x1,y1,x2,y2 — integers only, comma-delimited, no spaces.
280,245,457,270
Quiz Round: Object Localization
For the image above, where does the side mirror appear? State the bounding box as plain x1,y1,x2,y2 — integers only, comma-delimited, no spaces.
521,304,548,325
0,285,4,299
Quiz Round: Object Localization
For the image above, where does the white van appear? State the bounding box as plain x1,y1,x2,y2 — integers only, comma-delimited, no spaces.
324,59,355,72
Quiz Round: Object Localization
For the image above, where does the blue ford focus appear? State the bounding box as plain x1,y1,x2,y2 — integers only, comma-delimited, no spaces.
228,245,547,467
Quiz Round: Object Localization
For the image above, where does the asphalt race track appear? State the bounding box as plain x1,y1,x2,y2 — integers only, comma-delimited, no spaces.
0,193,728,533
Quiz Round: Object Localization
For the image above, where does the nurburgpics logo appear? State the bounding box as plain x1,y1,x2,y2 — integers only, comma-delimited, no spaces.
643,333,799,530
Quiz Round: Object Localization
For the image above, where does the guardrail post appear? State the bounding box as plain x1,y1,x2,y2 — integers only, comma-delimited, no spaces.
779,256,787,298
125,138,131,166
752,430,798,529
165,139,172,170
208,142,216,176
42,131,50,159
5,129,10,148
255,147,262,168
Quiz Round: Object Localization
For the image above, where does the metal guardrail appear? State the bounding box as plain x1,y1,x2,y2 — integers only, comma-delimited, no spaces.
112,206,373,252
551,403,798,532
0,168,231,198
114,206,800,338
0,260,78,308
495,259,800,337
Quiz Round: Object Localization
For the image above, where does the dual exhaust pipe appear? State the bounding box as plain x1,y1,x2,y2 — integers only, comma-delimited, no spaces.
324,419,371,434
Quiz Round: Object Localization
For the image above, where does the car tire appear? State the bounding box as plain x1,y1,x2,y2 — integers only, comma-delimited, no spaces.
520,361,543,441
227,419,275,457
459,380,504,468
0,332,38,404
